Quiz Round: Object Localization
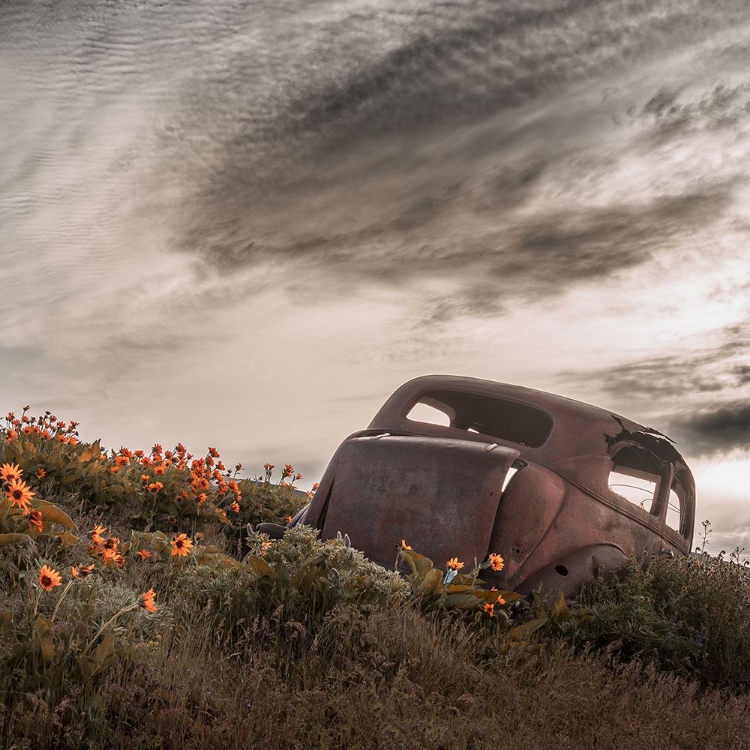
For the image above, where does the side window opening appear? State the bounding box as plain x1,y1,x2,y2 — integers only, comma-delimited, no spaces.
608,445,662,514
608,469,657,511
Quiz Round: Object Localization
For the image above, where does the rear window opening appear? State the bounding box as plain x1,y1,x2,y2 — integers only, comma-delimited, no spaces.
406,401,451,427
406,389,553,447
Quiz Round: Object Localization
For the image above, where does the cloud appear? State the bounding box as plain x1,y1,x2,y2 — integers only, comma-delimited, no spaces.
558,324,750,456
670,402,750,456
639,83,750,141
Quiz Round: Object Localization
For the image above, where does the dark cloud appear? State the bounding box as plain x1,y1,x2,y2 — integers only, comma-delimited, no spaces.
639,83,750,141
559,324,750,456
507,188,734,283
4,0,750,323
670,402,750,457
141,0,750,321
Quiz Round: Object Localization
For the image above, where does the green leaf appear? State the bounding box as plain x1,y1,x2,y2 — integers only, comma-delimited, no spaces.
422,567,443,592
444,592,483,610
93,637,116,670
0,533,32,546
34,500,77,530
506,617,548,642
551,594,569,620
245,555,277,579
400,549,435,580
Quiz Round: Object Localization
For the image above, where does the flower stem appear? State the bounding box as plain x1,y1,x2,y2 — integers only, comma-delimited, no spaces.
84,603,138,654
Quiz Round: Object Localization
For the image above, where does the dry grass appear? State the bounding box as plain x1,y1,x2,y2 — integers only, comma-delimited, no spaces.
3,603,750,750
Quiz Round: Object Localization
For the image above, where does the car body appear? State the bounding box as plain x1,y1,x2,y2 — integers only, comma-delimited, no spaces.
287,375,696,596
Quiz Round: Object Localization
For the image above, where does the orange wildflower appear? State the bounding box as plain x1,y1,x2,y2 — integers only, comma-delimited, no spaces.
0,463,23,482
484,602,495,617
231,500,240,513
5,429,18,443
36,468,46,479
115,455,129,467
90,525,107,545
152,444,162,455
68,437,79,446
197,493,207,504
56,433,67,442
103,536,120,550
136,549,152,561
285,515,293,523
28,509,43,533
39,565,62,591
141,474,150,482
141,456,152,467
147,482,163,493
72,564,95,578
283,464,294,478
261,540,272,553
171,534,193,557
153,463,166,475
109,466,119,474
495,593,506,606
446,557,465,571
5,478,34,511
139,588,157,613
488,553,505,572
312,482,319,491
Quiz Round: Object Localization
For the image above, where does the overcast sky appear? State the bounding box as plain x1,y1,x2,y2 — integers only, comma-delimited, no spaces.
1,0,749,554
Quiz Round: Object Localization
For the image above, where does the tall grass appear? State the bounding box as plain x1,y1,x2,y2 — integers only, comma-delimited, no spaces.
2,407,750,748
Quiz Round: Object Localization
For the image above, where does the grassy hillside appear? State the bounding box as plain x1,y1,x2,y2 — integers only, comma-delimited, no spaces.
2,407,750,749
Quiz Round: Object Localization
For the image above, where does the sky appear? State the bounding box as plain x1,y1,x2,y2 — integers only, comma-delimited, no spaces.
1,0,749,555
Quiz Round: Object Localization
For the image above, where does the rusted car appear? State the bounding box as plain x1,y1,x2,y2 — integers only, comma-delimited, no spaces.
271,375,696,597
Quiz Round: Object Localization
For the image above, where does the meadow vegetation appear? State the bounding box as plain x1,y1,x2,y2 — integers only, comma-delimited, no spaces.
2,407,750,749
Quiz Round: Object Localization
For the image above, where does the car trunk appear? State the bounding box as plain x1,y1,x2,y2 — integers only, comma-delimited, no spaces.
319,434,519,570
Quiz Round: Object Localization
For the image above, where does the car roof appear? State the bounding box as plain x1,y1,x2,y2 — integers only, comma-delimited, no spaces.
368,374,691,474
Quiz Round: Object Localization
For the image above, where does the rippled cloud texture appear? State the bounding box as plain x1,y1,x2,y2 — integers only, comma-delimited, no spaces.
1,0,749,549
